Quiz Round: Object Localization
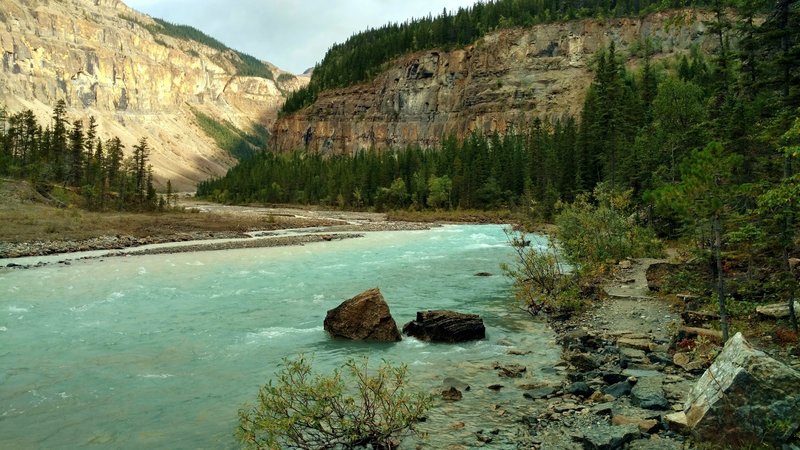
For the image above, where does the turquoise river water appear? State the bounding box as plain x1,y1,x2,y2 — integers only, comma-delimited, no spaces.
0,224,561,449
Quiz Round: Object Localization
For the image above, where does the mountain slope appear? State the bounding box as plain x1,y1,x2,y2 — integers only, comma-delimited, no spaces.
272,9,717,154
0,0,307,190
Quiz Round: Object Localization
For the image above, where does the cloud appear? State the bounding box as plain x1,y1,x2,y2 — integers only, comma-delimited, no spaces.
124,0,478,73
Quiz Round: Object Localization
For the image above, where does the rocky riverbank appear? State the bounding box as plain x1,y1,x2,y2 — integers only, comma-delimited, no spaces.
0,231,249,258
438,258,799,449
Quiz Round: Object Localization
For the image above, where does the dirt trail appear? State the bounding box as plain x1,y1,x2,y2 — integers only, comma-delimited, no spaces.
588,258,682,343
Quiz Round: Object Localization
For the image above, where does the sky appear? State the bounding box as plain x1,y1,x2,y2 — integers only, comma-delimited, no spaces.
124,0,480,74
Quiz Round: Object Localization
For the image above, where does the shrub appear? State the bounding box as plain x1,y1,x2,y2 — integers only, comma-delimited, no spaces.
238,355,431,450
555,184,662,272
501,228,581,316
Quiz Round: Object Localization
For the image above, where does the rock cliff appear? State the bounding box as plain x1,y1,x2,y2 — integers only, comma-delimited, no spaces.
272,10,716,154
0,0,307,189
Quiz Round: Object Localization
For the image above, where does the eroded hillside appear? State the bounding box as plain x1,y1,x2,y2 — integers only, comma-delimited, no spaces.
272,10,717,154
0,0,307,189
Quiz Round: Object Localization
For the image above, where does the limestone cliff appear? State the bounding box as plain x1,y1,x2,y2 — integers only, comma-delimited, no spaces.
0,0,307,189
272,10,716,154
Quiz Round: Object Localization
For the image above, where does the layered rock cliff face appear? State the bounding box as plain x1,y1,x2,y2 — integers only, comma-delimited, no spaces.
0,0,306,189
272,10,715,154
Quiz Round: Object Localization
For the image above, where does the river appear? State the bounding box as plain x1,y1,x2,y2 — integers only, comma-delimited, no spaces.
0,224,560,449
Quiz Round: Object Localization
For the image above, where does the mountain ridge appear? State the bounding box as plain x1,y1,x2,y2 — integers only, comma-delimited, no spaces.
0,0,306,190
271,8,720,155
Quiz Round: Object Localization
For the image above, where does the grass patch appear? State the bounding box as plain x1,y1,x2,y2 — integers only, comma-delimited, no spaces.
190,108,269,160
0,203,330,243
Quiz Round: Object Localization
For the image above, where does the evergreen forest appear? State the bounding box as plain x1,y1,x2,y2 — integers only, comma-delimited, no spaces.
200,0,800,328
201,0,799,219
0,100,166,211
281,0,775,114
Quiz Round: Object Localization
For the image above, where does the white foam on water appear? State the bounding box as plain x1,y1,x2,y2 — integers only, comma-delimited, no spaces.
469,243,507,249
0,326,7,332
137,267,147,275
8,306,29,313
139,374,174,379
186,261,205,266
246,326,324,343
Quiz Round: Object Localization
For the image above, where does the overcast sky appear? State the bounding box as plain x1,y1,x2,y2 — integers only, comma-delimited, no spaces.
124,0,480,74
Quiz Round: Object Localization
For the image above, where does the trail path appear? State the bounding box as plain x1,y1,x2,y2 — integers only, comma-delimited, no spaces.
588,258,682,343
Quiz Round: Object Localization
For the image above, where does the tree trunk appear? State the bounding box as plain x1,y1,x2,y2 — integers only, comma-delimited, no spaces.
784,155,798,332
713,213,729,341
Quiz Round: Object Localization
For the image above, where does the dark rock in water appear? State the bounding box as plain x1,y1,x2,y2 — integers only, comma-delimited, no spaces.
443,377,470,392
402,310,485,343
488,384,504,391
441,386,463,401
566,381,594,398
474,272,493,277
323,288,401,342
683,332,800,446
578,423,640,450
603,381,633,398
494,363,527,378
523,386,558,400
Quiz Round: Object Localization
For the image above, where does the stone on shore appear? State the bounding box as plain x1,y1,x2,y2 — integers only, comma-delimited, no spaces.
631,376,668,410
402,310,485,342
683,332,800,446
755,301,800,319
578,423,640,450
323,288,401,342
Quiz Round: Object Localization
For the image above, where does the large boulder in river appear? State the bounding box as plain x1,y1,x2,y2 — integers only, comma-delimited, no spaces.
682,332,800,446
324,288,401,342
402,310,485,343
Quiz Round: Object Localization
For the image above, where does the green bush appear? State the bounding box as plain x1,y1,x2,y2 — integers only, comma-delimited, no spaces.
555,184,662,272
501,228,582,316
238,355,431,450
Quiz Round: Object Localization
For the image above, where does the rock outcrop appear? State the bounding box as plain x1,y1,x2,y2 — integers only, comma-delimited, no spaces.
682,332,800,446
324,288,402,342
272,9,719,155
402,310,485,342
755,301,800,319
0,0,307,189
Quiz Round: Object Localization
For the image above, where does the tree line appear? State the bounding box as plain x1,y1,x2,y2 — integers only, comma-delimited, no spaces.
0,100,166,211
201,0,800,332
281,0,774,115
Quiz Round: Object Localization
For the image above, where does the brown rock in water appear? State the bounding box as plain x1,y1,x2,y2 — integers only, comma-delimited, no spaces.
323,288,401,342
442,387,463,401
402,310,485,342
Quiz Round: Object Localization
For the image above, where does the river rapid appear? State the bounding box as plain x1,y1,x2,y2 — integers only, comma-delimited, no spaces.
0,224,561,449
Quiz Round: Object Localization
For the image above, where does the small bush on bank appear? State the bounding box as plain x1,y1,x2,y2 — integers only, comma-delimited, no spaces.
556,184,663,272
501,229,582,316
237,355,431,450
